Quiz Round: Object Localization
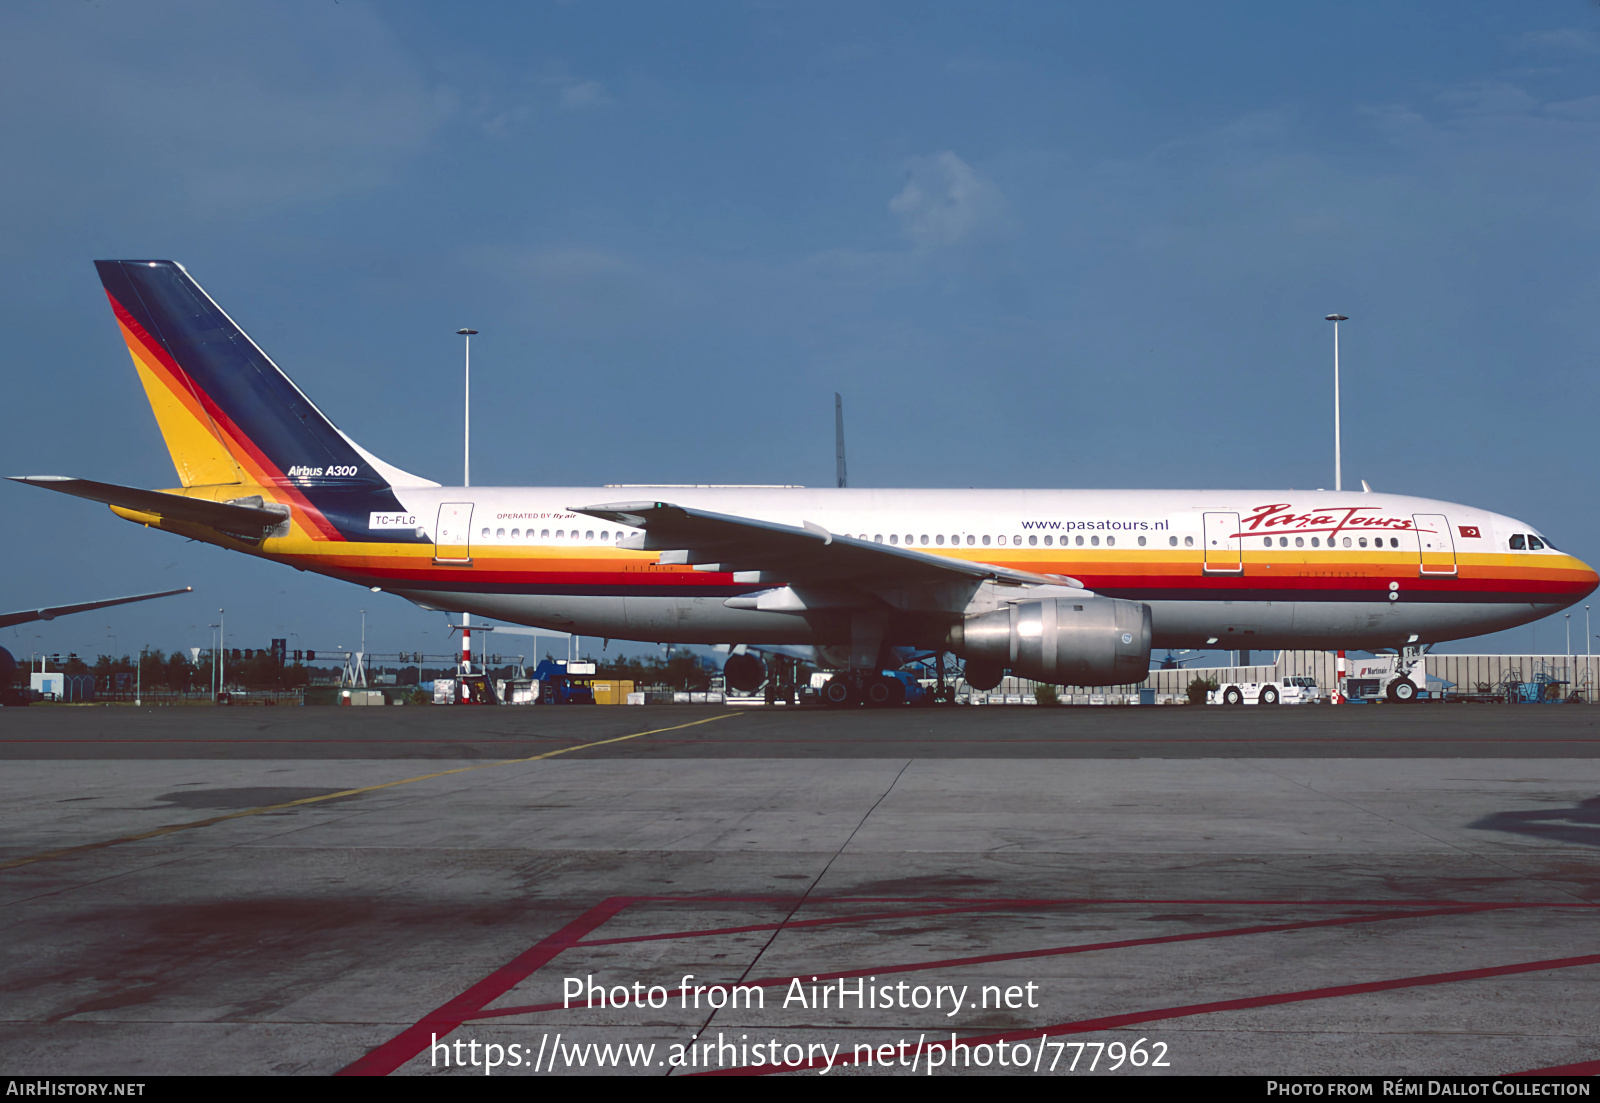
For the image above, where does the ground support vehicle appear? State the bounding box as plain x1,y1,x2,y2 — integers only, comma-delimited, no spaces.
530,659,596,705
1208,676,1324,706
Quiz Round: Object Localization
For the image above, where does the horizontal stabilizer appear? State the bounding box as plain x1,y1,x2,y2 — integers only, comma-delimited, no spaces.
9,476,287,535
0,586,192,630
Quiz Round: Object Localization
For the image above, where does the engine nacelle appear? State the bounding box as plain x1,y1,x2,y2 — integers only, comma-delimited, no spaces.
948,597,1152,686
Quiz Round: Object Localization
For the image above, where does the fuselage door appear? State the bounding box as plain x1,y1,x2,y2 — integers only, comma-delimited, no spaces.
1413,514,1456,577
1202,512,1243,574
434,502,474,565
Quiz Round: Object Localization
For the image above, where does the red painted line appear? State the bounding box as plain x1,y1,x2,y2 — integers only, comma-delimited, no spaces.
567,895,1600,948
705,950,1600,1075
1512,1058,1600,1076
467,903,1506,1020
336,897,636,1077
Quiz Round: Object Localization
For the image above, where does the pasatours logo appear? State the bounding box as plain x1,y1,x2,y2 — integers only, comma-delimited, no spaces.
1240,503,1429,540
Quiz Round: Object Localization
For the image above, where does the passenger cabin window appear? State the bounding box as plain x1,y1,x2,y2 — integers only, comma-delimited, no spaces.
1028,535,1037,546
1169,536,1177,547
1138,536,1147,546
1510,534,1526,550
1107,536,1115,546
1184,536,1194,547
1090,535,1100,546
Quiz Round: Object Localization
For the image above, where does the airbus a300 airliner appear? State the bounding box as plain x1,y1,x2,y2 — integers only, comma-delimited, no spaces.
12,261,1596,705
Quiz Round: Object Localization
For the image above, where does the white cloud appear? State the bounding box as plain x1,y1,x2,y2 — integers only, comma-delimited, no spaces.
1512,28,1600,55
888,151,1005,248
556,79,614,110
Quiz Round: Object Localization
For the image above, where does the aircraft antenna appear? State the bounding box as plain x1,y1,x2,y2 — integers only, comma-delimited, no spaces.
835,392,847,489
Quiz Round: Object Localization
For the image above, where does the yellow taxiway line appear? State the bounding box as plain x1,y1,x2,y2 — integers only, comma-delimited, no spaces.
0,712,737,872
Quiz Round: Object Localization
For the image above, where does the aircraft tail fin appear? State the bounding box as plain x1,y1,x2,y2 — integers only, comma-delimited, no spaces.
93,260,436,491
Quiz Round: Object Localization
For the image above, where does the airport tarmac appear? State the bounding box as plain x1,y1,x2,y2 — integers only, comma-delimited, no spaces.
2,705,1598,1077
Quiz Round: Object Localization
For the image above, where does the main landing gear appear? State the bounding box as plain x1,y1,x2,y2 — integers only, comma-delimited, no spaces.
822,671,912,708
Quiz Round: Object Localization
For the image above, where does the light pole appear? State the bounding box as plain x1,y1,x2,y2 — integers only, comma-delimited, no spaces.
1325,314,1348,492
456,328,478,701
218,608,225,698
1567,613,1573,689
457,328,477,488
209,623,219,701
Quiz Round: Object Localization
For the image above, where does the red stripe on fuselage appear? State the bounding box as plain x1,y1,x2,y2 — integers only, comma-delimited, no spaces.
105,290,345,542
274,550,1595,602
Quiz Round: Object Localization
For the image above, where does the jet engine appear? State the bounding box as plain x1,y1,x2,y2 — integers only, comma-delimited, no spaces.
723,653,765,693
948,597,1152,687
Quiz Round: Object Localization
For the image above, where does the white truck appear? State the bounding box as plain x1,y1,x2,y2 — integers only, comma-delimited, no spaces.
1208,675,1324,706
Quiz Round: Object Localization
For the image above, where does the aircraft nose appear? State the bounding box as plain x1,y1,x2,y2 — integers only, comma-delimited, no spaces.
1579,558,1600,598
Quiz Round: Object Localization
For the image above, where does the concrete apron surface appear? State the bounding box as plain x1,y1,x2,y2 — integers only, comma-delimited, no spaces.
2,756,1597,1076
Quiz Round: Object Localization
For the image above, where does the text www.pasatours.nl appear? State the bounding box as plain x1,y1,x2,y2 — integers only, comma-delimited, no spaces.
431,1033,1170,1074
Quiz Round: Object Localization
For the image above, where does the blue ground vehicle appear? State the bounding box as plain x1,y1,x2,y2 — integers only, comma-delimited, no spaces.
531,659,596,705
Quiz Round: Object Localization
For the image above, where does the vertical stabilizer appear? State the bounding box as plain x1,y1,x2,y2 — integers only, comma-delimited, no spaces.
94,260,435,491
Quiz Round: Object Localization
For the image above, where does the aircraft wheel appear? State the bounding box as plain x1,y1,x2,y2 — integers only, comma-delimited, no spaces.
1388,679,1417,703
1223,686,1244,705
1259,686,1279,705
864,675,902,710
865,676,903,708
822,676,858,708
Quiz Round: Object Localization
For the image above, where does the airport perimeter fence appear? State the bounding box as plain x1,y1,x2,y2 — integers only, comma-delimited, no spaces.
57,690,309,707
1018,651,1600,703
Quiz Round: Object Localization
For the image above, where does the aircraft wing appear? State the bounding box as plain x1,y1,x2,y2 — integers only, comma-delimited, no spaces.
571,501,1082,588
0,586,193,630
9,477,286,536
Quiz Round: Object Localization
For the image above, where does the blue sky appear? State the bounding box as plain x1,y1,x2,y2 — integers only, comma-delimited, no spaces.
5,0,1600,666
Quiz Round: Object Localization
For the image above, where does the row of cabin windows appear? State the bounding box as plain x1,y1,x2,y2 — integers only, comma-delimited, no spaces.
470,528,1532,553
1261,535,1403,549
865,533,1196,548
483,527,626,544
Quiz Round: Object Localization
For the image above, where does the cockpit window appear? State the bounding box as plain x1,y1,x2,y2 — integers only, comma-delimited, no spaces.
1528,535,1546,551
1509,534,1526,550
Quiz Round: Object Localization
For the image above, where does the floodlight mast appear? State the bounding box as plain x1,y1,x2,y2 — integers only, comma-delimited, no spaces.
457,329,477,488
1325,314,1348,492
456,328,478,702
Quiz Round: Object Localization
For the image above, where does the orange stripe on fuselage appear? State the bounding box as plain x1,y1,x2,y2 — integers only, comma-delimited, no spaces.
242,542,1599,600
106,291,345,542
